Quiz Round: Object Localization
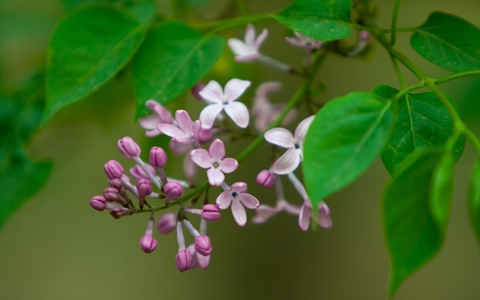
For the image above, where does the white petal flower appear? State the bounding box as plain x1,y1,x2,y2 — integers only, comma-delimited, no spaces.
228,24,268,62
285,32,323,50
216,182,260,227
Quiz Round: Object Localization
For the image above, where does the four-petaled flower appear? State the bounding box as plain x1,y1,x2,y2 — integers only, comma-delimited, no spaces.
228,24,268,62
139,100,173,138
190,139,238,186
199,78,251,129
298,201,332,231
216,182,260,227
285,32,323,50
158,110,202,145
264,116,315,174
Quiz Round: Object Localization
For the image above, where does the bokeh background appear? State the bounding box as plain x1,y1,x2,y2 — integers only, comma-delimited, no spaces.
1,0,480,299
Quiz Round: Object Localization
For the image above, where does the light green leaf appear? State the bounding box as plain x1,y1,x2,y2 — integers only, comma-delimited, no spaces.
383,150,454,297
372,85,465,175
411,11,480,72
132,21,225,119
468,159,480,247
274,0,352,41
303,92,393,208
44,4,147,124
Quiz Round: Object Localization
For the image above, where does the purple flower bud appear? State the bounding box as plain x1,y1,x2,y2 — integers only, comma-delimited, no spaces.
103,187,119,202
117,136,141,159
89,196,107,211
137,179,152,197
197,128,213,145
194,235,212,256
149,146,168,167
175,249,193,272
256,170,276,188
139,235,157,253
191,82,206,100
109,207,123,219
104,160,124,179
157,213,177,234
360,30,372,44
164,181,184,200
201,204,221,221
108,178,123,190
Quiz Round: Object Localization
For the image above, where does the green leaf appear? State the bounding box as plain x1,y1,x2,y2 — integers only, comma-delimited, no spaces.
61,0,116,11
44,4,147,124
303,92,393,208
468,159,480,247
274,0,352,41
372,85,465,175
383,150,454,297
410,11,480,72
133,21,225,119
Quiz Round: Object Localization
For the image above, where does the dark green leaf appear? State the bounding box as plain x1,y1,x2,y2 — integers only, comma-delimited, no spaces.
410,11,480,72
468,159,480,247
303,92,393,208
373,85,464,175
274,0,352,41
44,4,147,124
133,21,225,119
61,0,116,11
383,150,454,297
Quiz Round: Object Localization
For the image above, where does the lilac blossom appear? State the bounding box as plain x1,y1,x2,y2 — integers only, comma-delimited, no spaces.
216,182,259,227
158,110,203,146
138,100,173,138
285,32,323,50
228,24,268,62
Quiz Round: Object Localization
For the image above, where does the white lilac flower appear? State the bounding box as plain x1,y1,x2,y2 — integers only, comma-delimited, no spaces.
298,201,332,231
158,110,202,145
216,182,260,227
190,139,238,186
199,78,251,129
264,115,315,174
285,32,323,50
228,24,268,62
138,100,174,138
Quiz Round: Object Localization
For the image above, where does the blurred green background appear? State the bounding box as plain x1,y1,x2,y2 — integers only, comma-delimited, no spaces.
1,0,480,299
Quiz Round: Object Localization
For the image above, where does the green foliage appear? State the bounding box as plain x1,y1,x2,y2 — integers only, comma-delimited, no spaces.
132,21,225,119
383,149,454,297
372,85,464,175
274,0,352,41
44,4,147,124
411,12,480,72
468,159,480,247
303,92,393,208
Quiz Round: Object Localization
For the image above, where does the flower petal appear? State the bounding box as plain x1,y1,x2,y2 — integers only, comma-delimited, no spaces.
231,199,247,227
317,203,332,228
231,182,247,193
264,128,294,148
254,28,268,49
175,110,194,136
199,104,224,129
271,148,301,175
145,128,162,138
195,252,210,269
224,102,249,128
239,193,259,209
183,155,196,180
224,79,251,102
285,36,304,48
228,38,255,56
245,24,256,46
252,205,279,224
199,80,224,104
207,168,225,186
219,158,238,174
234,53,259,62
216,191,233,209
158,123,189,140
139,115,159,130
209,139,225,161
170,140,192,154
255,81,281,100
147,100,173,124
298,202,311,231
294,115,315,143
190,149,212,169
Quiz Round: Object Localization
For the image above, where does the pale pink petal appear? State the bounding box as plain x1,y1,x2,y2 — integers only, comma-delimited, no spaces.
254,28,268,49
190,149,212,169
285,36,304,48
219,158,238,173
228,39,255,56
231,199,247,227
187,245,197,269
318,203,332,228
271,148,301,175
264,128,294,148
245,24,256,46
147,100,173,124
199,104,224,129
224,102,249,128
216,191,232,209
280,201,301,215
195,252,210,269
224,79,251,102
199,80,224,104
231,182,247,193
239,193,259,209
158,123,189,140
252,205,279,224
175,110,194,136
298,202,311,231
294,115,315,143
235,53,260,62
139,115,159,130
209,139,225,161
145,128,162,138
170,140,192,154
255,81,282,100
207,168,225,186
183,155,196,180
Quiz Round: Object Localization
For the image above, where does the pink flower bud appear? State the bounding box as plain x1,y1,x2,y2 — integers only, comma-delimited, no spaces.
201,204,221,221
149,146,167,167
117,136,141,159
175,249,193,272
197,128,213,144
194,235,212,256
130,164,156,180
157,213,177,234
139,235,157,253
191,82,206,100
108,178,123,190
89,196,107,211
360,30,372,44
103,187,119,202
110,207,123,219
104,160,123,179
164,181,184,200
256,170,276,188
137,179,152,197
